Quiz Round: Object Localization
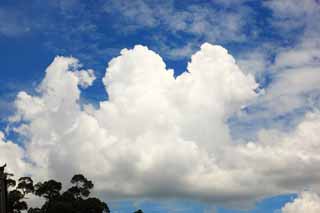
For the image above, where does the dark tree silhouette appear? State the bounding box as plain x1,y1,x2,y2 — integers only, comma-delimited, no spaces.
68,174,94,199
32,175,110,213
34,180,62,213
6,172,142,213
77,197,110,213
34,180,62,200
17,177,34,195
6,178,16,188
6,175,29,213
8,190,28,213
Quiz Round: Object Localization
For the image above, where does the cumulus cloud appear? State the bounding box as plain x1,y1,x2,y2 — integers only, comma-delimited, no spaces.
74,69,96,88
3,43,320,208
281,191,320,213
0,131,28,177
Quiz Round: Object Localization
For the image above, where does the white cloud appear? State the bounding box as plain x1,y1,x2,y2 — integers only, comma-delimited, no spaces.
104,0,158,29
237,49,270,81
282,191,320,213
265,0,320,42
74,69,96,88
234,1,320,132
158,42,196,60
264,0,320,34
4,43,320,208
265,0,319,19
0,131,28,177
245,39,320,122
104,0,251,44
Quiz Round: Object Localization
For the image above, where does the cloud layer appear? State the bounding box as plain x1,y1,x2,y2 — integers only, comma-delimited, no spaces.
2,43,320,208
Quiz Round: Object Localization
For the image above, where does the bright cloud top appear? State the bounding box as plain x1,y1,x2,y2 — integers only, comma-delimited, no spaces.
2,43,320,207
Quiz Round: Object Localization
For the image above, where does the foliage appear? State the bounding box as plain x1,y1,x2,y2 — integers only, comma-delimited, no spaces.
6,173,143,213
6,176,29,213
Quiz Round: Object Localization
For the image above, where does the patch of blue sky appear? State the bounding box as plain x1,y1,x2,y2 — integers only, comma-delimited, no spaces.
217,194,297,213
108,194,297,213
109,199,213,213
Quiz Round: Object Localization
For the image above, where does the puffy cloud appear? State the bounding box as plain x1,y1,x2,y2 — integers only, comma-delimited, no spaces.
6,43,257,205
4,43,320,208
74,69,96,88
237,112,320,192
0,131,28,177
282,191,320,213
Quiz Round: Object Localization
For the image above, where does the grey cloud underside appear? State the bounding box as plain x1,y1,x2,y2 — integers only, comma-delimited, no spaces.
1,42,320,209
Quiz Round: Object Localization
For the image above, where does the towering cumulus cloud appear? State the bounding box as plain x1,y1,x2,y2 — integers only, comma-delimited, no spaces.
3,43,320,207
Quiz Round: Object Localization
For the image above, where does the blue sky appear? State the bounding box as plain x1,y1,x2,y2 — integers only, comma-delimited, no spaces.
1,0,320,212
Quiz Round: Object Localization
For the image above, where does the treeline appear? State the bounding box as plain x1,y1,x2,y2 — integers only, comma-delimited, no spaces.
6,174,143,213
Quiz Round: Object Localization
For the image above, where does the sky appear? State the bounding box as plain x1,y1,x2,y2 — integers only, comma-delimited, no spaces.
1,0,320,212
